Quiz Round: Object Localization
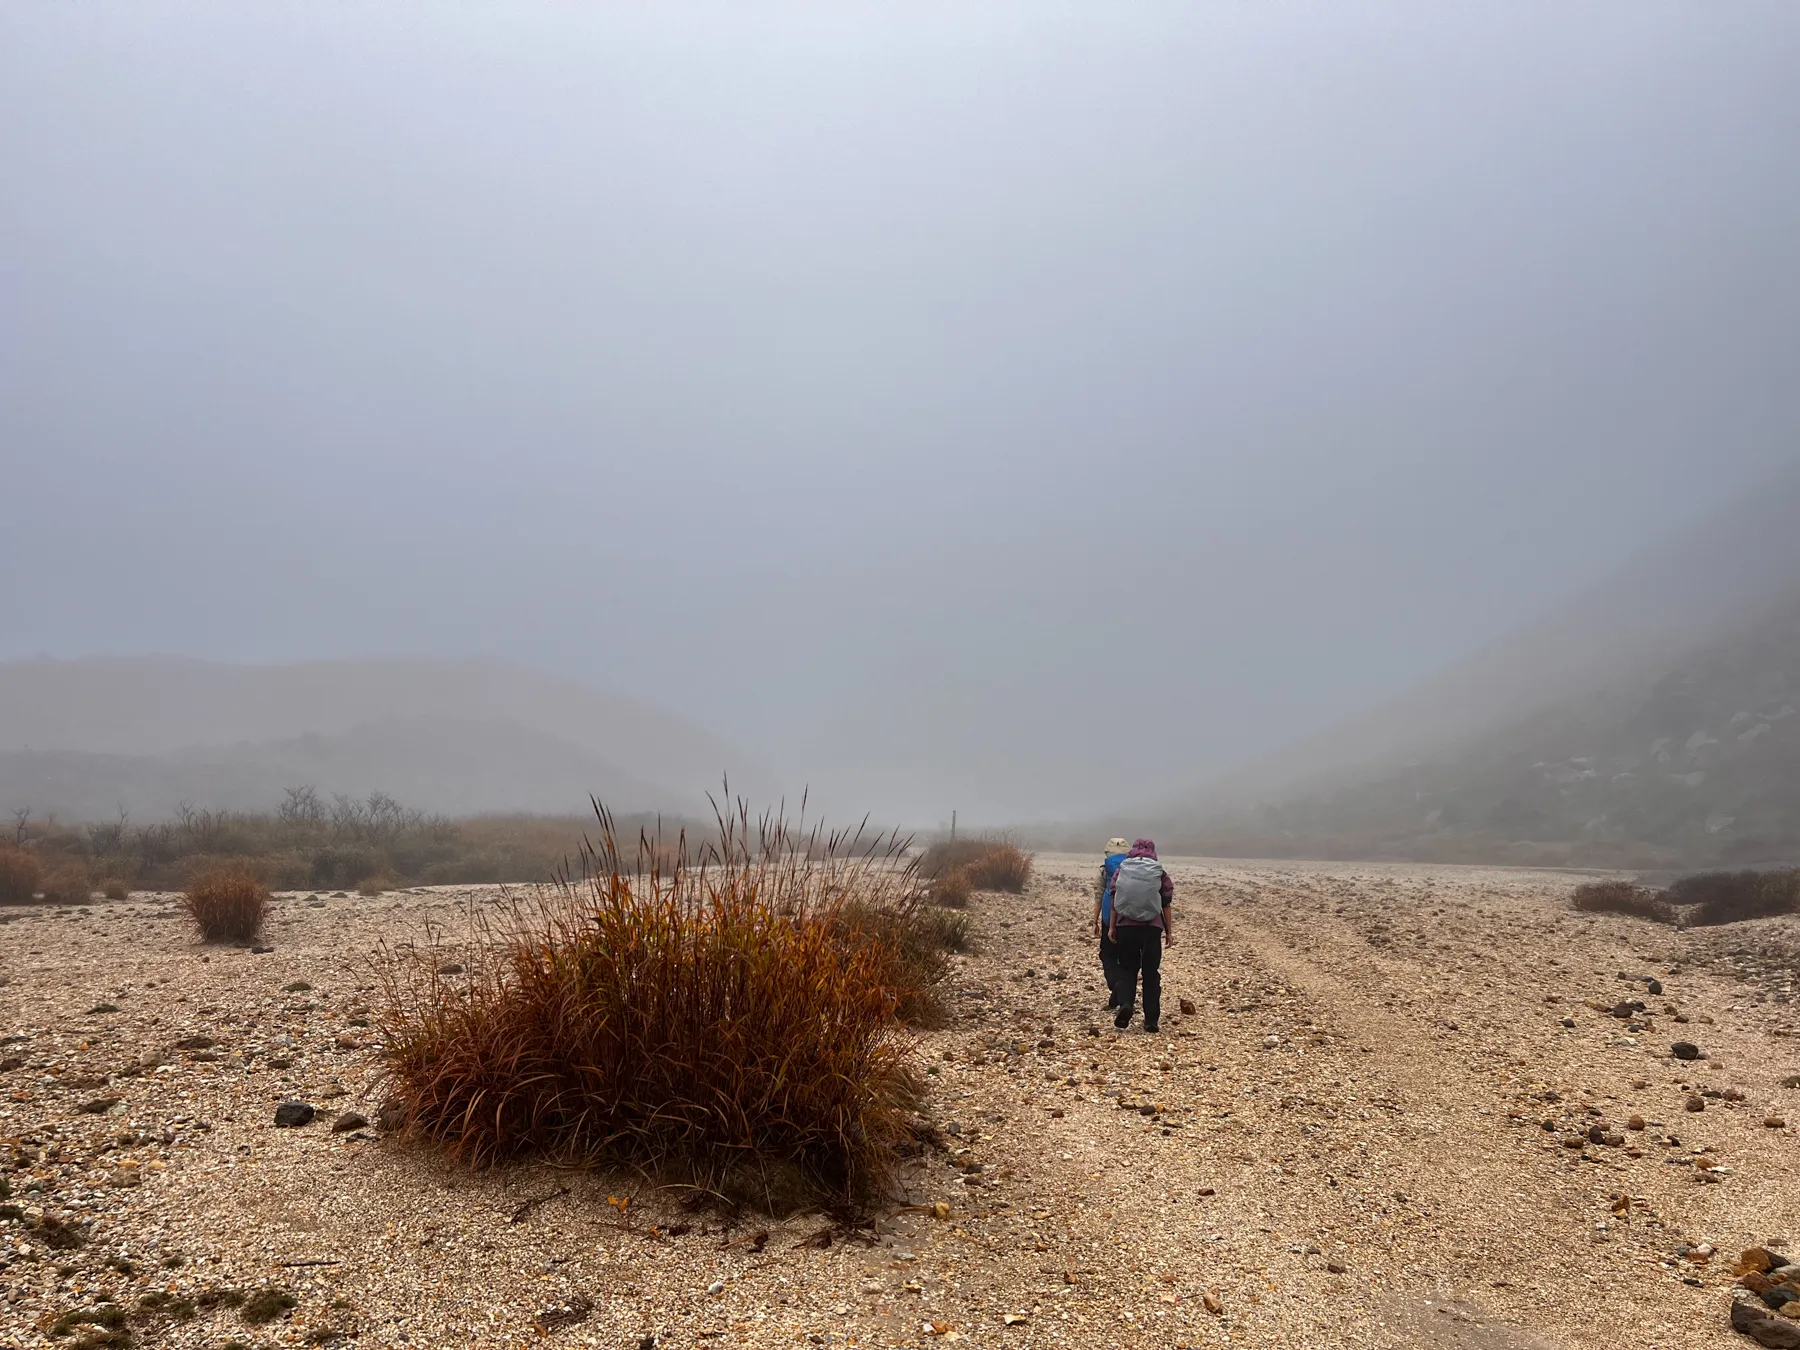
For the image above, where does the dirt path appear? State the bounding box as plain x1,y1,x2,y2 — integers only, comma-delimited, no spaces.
2,860,1797,1347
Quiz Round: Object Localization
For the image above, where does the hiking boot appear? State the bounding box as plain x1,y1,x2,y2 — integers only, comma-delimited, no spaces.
1113,1011,1131,1030
1103,998,1120,1012
1143,1022,1160,1034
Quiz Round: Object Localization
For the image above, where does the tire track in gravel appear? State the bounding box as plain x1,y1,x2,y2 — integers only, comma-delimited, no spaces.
1167,867,1737,1350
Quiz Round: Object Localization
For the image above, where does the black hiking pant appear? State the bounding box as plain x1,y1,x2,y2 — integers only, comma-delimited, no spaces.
1099,932,1123,1006
1112,924,1163,1029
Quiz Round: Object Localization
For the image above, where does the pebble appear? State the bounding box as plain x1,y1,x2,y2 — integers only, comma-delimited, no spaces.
1672,1041,1701,1061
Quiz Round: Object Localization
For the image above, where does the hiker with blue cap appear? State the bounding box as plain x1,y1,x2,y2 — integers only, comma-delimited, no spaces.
1092,837,1130,1011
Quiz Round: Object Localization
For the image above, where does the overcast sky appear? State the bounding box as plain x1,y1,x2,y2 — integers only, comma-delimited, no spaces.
3,3,1797,822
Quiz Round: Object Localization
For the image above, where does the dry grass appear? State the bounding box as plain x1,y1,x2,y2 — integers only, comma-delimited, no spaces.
917,837,1032,894
1673,869,1800,926
182,871,270,943
931,867,974,908
0,847,41,905
377,803,946,1210
39,864,92,905
1570,879,1675,923
100,877,130,901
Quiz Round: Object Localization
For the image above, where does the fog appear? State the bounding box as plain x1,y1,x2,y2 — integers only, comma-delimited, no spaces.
4,3,1798,824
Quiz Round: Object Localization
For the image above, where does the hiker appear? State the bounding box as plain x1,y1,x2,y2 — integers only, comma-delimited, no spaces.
1107,837,1175,1032
1093,837,1130,1010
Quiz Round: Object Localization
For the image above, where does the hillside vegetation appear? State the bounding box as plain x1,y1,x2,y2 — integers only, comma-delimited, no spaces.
1170,584,1800,867
0,789,668,894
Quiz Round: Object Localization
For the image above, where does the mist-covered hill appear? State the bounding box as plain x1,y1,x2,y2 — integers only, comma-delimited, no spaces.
1161,582,1800,867
1141,473,1800,867
0,657,758,820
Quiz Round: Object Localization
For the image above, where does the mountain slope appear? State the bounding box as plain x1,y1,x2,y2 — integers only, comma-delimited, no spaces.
0,657,761,819
1164,582,1800,866
1180,468,1800,814
1143,470,1800,866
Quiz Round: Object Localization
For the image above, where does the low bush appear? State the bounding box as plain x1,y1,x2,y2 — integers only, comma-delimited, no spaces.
1571,879,1674,923
378,804,935,1209
182,871,269,943
1674,869,1800,926
356,875,394,897
100,877,130,901
39,864,92,905
917,837,1032,893
0,848,41,905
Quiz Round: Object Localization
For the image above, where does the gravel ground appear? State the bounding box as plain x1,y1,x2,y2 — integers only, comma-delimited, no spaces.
2,857,1797,1348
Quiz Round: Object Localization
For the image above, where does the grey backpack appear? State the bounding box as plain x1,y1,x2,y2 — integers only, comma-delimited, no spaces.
1111,856,1166,923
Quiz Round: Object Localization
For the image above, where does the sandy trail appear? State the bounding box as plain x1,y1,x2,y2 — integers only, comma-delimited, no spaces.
1,858,1796,1348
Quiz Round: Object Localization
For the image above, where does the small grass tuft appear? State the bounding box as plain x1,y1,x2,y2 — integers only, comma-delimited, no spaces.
1570,880,1674,923
181,871,269,943
931,867,973,908
99,878,130,901
917,837,1032,894
239,1287,298,1324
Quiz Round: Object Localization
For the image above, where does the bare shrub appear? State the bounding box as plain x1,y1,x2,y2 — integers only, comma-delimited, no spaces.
1570,879,1675,923
39,864,92,905
917,837,1032,894
100,877,130,901
0,848,41,905
182,871,269,943
1673,869,1800,926
377,803,936,1209
356,875,394,897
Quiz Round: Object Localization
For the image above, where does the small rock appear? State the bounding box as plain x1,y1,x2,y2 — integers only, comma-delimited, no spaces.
1203,1291,1223,1316
1647,978,1663,995
1672,1041,1701,1061
1737,1248,1781,1277
1179,998,1197,1016
1687,1095,1706,1112
80,1097,122,1114
274,1100,316,1128
1326,1260,1347,1274
331,1111,369,1133
172,1035,216,1051
251,945,274,954
1769,1117,1789,1129
1560,1017,1577,1028
1627,1115,1646,1131
86,1003,120,1015
706,1281,725,1297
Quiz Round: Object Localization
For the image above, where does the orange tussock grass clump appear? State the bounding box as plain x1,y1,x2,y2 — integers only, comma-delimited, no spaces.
1570,879,1674,923
0,848,41,905
377,801,938,1209
100,877,130,901
917,837,1032,893
182,870,270,942
932,867,974,908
